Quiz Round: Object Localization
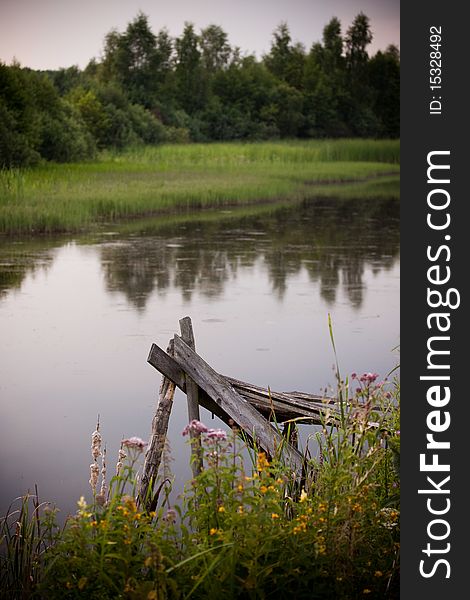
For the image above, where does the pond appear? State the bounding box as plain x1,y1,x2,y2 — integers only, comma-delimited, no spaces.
0,196,399,518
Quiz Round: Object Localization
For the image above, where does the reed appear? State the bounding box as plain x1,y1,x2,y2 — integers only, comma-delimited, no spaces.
0,139,399,235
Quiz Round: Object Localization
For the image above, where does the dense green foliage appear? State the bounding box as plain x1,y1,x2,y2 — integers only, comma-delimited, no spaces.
0,12,399,168
1,370,400,599
0,139,399,234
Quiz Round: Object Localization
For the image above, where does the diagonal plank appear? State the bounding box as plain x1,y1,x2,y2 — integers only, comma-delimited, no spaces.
172,334,304,475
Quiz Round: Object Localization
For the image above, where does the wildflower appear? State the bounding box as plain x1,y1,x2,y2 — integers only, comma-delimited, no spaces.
182,420,208,436
123,495,137,512
89,462,99,493
206,428,228,441
77,496,87,511
374,571,383,577
378,507,400,529
260,485,268,494
96,445,107,506
91,421,102,460
360,372,379,384
210,528,218,535
299,489,308,502
271,513,280,519
237,484,244,492
121,436,148,451
116,444,126,476
351,372,357,379
218,506,225,513
237,505,244,514
257,452,270,471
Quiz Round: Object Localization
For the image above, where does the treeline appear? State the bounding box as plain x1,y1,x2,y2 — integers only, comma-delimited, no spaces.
0,12,399,168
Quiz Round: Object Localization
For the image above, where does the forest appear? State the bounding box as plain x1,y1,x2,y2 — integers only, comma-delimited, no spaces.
0,12,399,168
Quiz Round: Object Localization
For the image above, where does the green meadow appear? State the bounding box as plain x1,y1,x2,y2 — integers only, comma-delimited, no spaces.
0,139,399,235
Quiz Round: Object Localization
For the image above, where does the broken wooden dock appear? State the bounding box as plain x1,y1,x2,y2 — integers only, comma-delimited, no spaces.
139,317,339,509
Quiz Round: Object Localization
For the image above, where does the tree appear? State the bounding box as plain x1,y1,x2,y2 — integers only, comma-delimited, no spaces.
368,45,400,136
200,25,231,73
264,23,305,90
345,12,373,73
101,13,161,107
322,17,344,71
174,23,207,113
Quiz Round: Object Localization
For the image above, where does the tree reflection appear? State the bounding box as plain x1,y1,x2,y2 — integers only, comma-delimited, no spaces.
99,197,399,310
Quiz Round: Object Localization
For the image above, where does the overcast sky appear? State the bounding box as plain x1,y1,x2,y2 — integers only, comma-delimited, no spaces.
0,0,399,71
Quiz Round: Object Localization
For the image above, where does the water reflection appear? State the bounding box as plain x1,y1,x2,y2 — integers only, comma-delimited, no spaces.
0,196,399,520
100,197,399,310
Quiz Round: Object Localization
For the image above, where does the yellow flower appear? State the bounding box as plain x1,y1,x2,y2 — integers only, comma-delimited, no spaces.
237,505,244,514
363,590,372,595
299,489,308,502
147,591,157,600
271,513,280,519
145,556,153,567
374,571,383,577
134,513,142,520
237,484,244,492
257,452,270,471
210,528,218,535
260,485,268,494
218,506,225,513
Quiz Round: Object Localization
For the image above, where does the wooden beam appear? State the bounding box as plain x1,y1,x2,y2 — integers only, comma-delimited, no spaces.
172,334,304,475
140,340,176,510
179,317,203,477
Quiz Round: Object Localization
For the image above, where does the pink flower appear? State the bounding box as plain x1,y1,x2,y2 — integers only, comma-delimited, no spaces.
206,428,228,441
351,372,357,380
360,372,379,384
182,420,209,436
121,437,148,451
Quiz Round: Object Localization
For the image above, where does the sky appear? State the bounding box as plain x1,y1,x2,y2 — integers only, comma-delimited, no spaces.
0,0,399,71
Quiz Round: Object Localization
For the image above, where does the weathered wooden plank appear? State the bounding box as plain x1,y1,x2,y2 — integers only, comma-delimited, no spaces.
147,343,186,391
179,317,203,477
172,334,304,475
140,340,176,510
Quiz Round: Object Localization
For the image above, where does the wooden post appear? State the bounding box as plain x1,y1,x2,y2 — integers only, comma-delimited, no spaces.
139,340,176,510
179,317,203,477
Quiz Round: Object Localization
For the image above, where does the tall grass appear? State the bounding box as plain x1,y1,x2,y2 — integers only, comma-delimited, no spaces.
0,140,399,235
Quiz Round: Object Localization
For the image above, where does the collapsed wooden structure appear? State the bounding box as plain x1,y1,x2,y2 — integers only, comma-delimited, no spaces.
139,317,339,508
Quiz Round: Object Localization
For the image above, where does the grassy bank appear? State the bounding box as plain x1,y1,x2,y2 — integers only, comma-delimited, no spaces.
0,140,399,235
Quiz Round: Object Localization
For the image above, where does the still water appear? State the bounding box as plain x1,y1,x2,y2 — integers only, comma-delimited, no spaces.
0,197,399,518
